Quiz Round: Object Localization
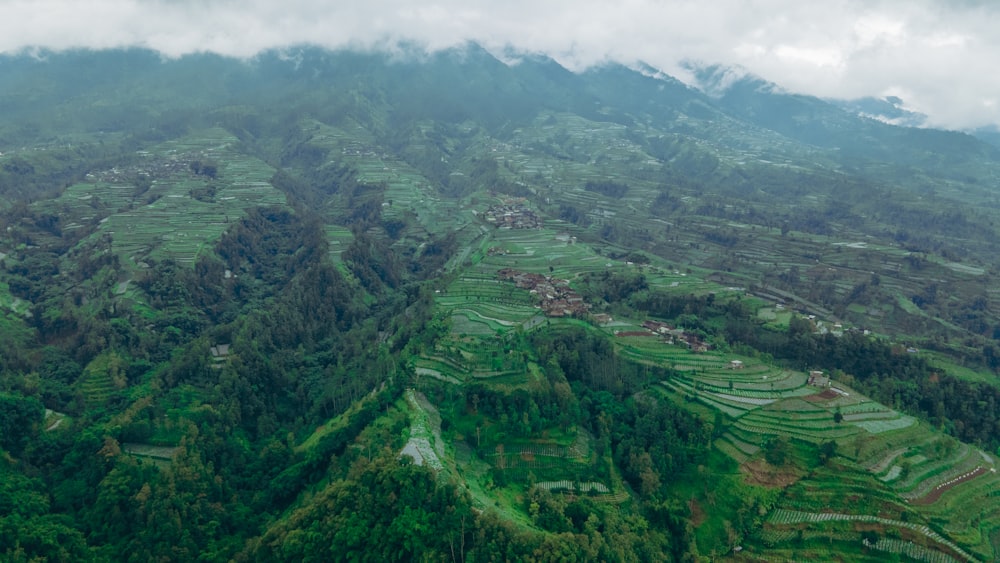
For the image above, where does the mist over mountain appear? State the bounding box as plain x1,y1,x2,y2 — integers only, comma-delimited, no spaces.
830,95,928,128
4,45,999,193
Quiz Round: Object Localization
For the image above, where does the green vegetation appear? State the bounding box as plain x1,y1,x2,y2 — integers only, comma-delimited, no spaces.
2,46,1000,561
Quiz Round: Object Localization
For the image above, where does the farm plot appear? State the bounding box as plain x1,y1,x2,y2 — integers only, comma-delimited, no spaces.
852,423,935,467
706,391,775,407
450,308,521,335
427,333,534,383
661,379,750,418
67,129,286,268
716,431,761,462
781,466,909,515
735,410,861,443
302,118,465,237
43,409,69,432
614,343,730,371
436,227,627,339
535,481,611,494
614,340,692,367
537,480,607,493
893,443,982,499
477,228,613,280
910,466,992,506
505,112,656,184
867,537,963,563
651,349,808,391
123,443,180,470
378,170,460,238
764,397,831,413
919,469,1000,557
648,347,893,459
671,361,811,398
840,401,895,415
764,509,974,562
713,437,750,464
489,440,598,485
325,225,353,264
75,352,123,408
866,447,910,474
839,423,1000,559
852,414,917,434
442,277,535,308
453,303,537,327
413,366,461,385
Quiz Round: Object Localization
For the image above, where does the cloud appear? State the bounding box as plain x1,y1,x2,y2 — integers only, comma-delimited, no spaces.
2,0,1000,129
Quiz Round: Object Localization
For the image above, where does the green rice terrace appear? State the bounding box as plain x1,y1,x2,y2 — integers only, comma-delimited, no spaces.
652,347,1000,561
36,128,287,270
402,203,1000,561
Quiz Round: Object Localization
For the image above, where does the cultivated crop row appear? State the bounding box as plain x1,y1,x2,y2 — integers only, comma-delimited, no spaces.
865,538,961,563
766,509,973,561
535,480,610,494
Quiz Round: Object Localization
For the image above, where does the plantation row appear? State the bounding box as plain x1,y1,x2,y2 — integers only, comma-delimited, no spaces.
922,472,1000,556
898,454,982,501
734,418,860,444
717,431,761,457
660,380,748,418
489,443,582,459
909,466,990,505
853,414,917,434
889,443,973,492
855,425,936,468
766,509,973,561
867,538,962,563
535,481,610,494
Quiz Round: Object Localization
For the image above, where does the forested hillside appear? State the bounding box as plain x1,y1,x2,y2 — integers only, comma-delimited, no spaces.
2,46,1000,562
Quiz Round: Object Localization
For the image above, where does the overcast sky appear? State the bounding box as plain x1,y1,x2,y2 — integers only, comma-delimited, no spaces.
3,0,998,130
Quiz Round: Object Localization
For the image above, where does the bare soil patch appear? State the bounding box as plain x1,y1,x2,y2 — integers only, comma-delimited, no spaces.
803,389,839,402
688,498,706,527
740,459,801,488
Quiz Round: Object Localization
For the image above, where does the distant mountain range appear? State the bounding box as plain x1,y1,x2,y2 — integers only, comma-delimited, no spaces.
3,44,998,189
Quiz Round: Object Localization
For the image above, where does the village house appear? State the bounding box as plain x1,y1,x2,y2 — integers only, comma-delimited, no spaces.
642,320,673,335
807,370,830,387
497,268,590,317
591,313,613,325
667,329,710,352
483,201,542,229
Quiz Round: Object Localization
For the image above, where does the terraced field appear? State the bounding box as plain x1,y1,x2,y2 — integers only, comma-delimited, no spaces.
763,508,973,562
428,222,651,383
292,118,466,238
39,128,286,270
324,225,354,265
641,334,1000,559
122,443,180,470
392,157,1000,560
75,351,126,408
